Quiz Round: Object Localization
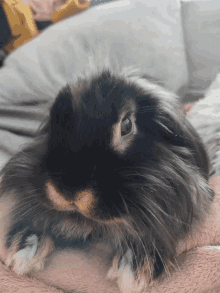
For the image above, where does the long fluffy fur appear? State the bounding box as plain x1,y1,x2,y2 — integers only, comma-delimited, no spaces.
0,66,214,290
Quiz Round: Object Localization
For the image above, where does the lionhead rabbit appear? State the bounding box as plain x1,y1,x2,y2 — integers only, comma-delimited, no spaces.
1,67,213,293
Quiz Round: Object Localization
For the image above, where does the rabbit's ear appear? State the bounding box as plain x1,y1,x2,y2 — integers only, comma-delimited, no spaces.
37,86,76,136
45,86,77,171
49,86,75,133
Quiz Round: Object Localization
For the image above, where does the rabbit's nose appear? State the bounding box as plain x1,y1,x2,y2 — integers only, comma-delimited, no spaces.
46,181,96,217
74,190,96,217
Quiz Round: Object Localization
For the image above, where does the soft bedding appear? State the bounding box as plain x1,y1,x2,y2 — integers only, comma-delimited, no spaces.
1,0,220,292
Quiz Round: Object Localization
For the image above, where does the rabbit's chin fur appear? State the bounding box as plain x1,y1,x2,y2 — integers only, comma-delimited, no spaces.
1,66,213,293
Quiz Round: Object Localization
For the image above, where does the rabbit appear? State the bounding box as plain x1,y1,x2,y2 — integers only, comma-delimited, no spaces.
1,66,213,293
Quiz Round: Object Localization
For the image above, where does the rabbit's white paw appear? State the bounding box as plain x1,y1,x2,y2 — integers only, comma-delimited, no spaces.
107,249,146,293
5,234,54,275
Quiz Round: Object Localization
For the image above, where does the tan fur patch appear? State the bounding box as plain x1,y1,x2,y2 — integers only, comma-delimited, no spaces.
74,190,96,217
46,181,76,212
46,182,96,217
106,255,120,280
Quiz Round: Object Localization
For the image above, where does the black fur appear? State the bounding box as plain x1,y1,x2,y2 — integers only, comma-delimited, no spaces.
1,69,214,282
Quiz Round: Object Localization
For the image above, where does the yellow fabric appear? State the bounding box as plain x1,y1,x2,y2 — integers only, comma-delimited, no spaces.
2,0,91,53
51,0,91,23
3,0,39,53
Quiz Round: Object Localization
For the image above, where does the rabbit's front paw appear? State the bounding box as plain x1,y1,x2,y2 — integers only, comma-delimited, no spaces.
107,250,146,293
6,234,38,274
5,233,54,275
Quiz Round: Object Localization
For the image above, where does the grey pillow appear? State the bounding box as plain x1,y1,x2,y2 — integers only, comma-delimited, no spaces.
0,0,188,105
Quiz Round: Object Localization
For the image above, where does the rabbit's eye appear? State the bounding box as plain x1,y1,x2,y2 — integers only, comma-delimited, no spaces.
121,117,132,136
